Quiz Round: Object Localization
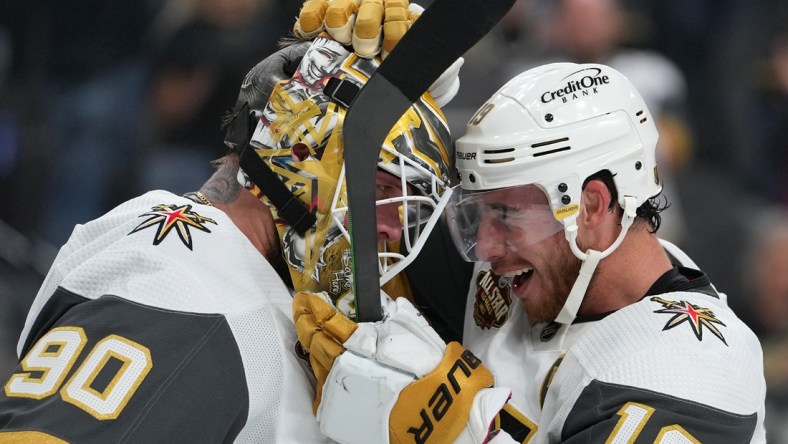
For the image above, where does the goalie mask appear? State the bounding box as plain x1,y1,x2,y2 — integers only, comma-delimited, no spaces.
241,37,452,317
448,63,660,324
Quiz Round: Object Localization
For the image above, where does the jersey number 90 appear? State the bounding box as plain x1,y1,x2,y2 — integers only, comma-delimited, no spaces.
4,326,153,420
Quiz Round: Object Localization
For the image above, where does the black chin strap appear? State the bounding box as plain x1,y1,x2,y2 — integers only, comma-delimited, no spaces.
225,102,316,236
324,77,360,108
224,76,357,237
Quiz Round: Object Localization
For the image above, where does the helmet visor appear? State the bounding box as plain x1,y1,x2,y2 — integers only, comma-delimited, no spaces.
447,184,564,262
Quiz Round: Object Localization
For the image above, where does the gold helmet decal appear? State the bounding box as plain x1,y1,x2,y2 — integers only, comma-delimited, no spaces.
243,37,452,317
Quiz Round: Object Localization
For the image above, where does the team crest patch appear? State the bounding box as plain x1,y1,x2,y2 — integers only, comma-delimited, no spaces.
650,296,727,345
474,269,513,329
130,204,217,250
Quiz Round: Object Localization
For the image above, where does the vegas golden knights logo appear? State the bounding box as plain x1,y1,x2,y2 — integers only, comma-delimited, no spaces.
130,204,216,250
651,297,727,345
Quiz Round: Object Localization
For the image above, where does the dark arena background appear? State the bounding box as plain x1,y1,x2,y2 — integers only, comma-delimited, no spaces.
0,0,786,440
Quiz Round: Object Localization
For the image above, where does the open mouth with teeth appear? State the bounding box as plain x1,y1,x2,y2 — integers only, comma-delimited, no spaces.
502,267,535,291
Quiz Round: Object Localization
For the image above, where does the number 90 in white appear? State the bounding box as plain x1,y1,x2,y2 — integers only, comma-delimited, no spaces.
4,326,153,420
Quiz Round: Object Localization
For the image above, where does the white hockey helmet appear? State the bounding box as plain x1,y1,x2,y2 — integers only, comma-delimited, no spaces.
451,63,661,324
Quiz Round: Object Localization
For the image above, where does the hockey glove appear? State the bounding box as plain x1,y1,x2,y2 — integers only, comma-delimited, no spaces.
293,291,511,444
293,0,421,59
293,0,462,105
293,291,359,413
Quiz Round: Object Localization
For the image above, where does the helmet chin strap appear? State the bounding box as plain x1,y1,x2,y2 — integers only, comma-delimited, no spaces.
555,196,638,325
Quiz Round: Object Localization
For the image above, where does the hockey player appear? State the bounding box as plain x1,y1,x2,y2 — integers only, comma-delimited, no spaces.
293,63,767,443
0,3,466,441
0,43,328,444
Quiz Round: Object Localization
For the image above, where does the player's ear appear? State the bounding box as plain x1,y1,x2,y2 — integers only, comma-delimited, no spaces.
578,179,612,229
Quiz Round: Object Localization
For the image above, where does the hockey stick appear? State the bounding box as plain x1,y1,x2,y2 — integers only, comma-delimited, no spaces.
344,0,517,322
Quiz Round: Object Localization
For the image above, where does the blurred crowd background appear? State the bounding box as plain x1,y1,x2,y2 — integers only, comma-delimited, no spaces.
1,0,787,440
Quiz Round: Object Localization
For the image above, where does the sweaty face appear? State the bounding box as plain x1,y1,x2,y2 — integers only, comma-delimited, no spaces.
471,185,581,323
341,170,411,242
374,170,410,242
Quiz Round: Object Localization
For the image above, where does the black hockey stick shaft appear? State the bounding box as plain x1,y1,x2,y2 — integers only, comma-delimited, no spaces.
345,0,517,322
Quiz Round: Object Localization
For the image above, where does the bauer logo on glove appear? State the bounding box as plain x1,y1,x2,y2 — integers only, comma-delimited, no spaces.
294,293,509,444
389,343,491,444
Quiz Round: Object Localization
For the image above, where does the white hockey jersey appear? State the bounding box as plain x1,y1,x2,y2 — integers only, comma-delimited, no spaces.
0,190,329,443
464,240,766,443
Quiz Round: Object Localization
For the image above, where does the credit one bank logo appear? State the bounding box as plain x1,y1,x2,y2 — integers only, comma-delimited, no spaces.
541,67,610,104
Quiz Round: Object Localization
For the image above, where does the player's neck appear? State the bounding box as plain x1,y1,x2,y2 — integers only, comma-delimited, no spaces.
197,154,280,262
213,189,280,262
581,227,672,315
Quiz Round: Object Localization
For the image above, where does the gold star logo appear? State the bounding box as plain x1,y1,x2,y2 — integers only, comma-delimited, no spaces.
651,296,727,345
130,204,217,250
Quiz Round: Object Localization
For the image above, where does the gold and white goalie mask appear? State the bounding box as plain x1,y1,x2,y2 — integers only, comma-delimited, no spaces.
241,36,453,317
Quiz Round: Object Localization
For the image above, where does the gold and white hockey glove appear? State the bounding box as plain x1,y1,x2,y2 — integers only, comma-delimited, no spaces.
293,291,359,413
291,0,463,106
293,291,512,444
293,0,420,59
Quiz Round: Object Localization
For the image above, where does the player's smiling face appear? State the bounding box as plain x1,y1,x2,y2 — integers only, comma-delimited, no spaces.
474,185,580,323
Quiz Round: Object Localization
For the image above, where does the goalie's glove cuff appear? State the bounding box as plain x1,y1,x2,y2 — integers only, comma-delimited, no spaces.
305,296,506,444
318,349,411,444
318,341,497,444
455,388,514,444
389,342,495,443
